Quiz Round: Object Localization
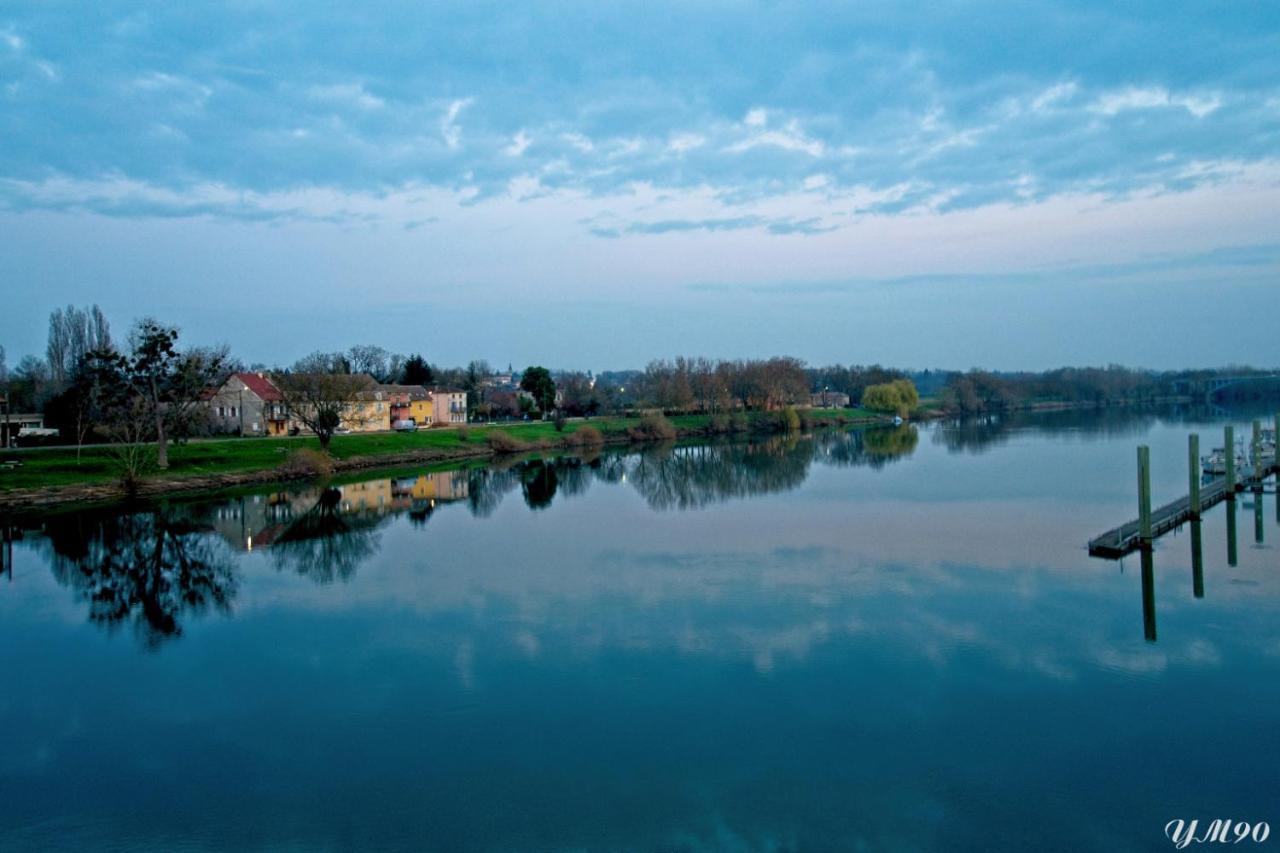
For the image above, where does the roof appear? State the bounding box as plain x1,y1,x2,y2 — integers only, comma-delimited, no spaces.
235,372,283,401
378,384,431,400
430,386,466,394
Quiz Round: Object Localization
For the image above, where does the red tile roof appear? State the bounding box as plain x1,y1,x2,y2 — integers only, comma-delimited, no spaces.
235,372,283,401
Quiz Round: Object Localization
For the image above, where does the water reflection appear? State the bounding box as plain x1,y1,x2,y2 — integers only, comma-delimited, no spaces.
39,509,237,648
1140,548,1157,642
1227,498,1239,566
10,431,919,645
934,403,1280,456
1191,519,1204,599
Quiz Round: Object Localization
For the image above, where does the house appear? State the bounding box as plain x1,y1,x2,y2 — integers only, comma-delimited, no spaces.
811,390,851,409
207,372,289,436
340,375,391,433
431,387,468,425
378,384,432,428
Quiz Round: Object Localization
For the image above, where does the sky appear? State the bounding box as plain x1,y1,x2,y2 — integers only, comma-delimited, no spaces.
1,1,1278,371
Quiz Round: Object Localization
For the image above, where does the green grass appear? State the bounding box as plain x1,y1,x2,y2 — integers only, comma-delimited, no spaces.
0,408,886,493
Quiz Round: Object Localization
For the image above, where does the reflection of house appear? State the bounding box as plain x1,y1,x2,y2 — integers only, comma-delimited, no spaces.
392,470,470,502
206,372,289,435
810,391,851,409
339,478,395,512
208,489,324,550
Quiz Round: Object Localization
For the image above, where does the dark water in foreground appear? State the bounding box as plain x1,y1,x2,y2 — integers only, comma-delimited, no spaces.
1,408,1278,852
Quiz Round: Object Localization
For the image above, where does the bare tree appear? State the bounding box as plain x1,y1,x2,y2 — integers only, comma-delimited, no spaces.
275,352,378,449
346,345,391,380
46,304,112,388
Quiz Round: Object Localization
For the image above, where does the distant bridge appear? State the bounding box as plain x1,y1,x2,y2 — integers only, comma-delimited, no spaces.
1190,374,1280,403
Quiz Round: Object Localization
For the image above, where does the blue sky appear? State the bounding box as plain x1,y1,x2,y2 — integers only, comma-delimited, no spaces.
1,1,1278,370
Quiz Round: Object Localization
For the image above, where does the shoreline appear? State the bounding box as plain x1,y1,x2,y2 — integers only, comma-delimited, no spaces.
0,411,891,513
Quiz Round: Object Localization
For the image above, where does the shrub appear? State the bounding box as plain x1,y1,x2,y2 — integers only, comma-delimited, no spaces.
781,406,801,432
564,425,605,447
487,431,530,453
553,411,568,432
280,448,333,479
457,425,470,442
628,413,678,441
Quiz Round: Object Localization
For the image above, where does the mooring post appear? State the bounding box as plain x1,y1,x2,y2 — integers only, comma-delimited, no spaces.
1137,445,1153,545
1190,519,1204,599
1252,420,1263,478
1188,434,1201,517
1255,491,1264,544
1225,425,1236,496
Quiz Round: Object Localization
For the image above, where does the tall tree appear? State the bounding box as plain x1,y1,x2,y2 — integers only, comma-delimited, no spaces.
402,354,434,386
346,345,391,380
88,319,228,471
46,304,112,388
520,366,557,414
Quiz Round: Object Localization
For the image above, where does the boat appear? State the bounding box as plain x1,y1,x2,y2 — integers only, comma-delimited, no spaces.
1201,445,1247,476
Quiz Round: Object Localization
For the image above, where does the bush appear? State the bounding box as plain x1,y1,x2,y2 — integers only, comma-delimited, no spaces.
280,448,333,479
487,431,530,453
628,414,678,441
564,425,604,447
457,425,470,442
553,411,568,432
781,406,801,432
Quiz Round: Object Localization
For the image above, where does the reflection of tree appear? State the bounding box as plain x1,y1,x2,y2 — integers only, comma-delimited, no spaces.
43,509,237,649
521,460,559,510
466,468,520,518
622,438,813,510
930,406,1203,456
270,488,383,584
817,426,918,470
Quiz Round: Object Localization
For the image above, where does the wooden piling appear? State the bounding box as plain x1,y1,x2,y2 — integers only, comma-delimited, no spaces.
1252,420,1263,472
1225,425,1236,495
1137,446,1152,544
1188,434,1201,516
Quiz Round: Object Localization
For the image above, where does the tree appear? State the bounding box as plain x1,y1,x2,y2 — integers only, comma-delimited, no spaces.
861,379,919,418
402,354,434,386
87,320,228,470
346,345,391,381
275,352,378,449
520,366,557,415
46,304,111,388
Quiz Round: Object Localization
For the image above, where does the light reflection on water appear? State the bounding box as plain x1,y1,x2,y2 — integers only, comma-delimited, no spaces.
1,407,1278,852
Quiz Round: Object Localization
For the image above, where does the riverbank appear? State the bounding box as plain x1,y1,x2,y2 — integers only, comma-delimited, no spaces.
0,408,887,510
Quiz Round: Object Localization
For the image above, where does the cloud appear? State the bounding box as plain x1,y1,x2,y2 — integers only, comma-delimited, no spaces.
441,97,472,148
505,131,531,156
1091,86,1222,118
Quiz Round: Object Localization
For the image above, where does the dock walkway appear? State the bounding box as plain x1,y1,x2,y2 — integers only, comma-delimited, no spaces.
1089,463,1277,558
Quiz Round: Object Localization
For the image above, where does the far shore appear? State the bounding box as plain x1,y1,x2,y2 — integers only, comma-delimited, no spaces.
0,409,892,512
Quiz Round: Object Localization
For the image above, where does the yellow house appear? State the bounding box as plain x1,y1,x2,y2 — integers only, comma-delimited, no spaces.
341,396,389,433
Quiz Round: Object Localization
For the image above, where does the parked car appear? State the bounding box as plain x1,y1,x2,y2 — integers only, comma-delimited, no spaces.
393,419,418,432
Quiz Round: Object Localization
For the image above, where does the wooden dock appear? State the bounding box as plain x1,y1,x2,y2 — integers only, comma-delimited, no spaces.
1089,462,1277,558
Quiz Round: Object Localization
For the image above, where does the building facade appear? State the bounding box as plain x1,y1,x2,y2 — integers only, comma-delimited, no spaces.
207,372,289,435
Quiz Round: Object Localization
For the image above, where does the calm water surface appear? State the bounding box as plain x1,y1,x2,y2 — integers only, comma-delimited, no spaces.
1,408,1278,852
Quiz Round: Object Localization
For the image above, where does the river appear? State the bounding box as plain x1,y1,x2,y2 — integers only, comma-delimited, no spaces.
1,406,1277,852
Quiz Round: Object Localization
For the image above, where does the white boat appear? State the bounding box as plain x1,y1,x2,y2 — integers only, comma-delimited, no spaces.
1201,445,1247,476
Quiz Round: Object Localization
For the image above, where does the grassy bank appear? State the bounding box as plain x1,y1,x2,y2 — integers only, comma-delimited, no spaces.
0,407,882,504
